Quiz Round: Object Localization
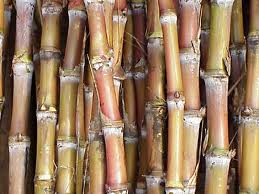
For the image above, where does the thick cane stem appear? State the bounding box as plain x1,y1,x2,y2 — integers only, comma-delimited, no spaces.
85,0,128,192
239,1,259,191
9,0,35,193
158,0,185,191
202,0,234,193
34,1,62,193
56,4,86,193
122,7,138,193
178,0,203,192
130,1,148,192
145,0,166,190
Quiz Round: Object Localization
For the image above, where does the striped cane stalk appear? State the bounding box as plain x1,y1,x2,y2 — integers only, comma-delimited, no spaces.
201,0,235,193
55,1,86,193
158,0,185,193
178,0,204,193
8,0,35,193
34,0,62,193
145,0,166,192
122,7,138,193
239,0,259,193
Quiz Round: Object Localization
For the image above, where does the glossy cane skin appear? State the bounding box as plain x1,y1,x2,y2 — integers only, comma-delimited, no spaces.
158,0,185,189
202,0,234,194
34,1,62,193
84,67,106,194
123,8,138,193
239,2,259,190
85,0,128,192
229,0,245,179
8,0,35,193
56,4,86,193
178,1,202,191
76,49,87,194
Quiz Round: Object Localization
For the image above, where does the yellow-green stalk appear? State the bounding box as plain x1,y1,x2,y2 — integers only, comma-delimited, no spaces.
34,0,62,193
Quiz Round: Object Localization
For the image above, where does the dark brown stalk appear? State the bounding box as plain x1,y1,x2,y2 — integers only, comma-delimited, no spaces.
201,0,234,193
0,0,4,119
55,1,86,193
34,1,62,193
130,1,147,192
145,0,166,192
84,0,128,192
9,0,35,193
178,0,203,192
122,7,138,193
239,0,259,192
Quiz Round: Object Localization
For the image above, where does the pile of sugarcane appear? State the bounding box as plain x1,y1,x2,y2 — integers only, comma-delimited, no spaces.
0,0,258,193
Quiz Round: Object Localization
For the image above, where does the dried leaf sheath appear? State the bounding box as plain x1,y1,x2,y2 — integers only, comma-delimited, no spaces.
9,0,35,193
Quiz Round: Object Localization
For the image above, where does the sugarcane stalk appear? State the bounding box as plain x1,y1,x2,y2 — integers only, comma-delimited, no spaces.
112,10,127,103
229,0,246,114
34,1,62,193
76,32,87,194
122,7,138,193
158,0,185,193
201,0,234,193
56,2,86,193
84,71,106,194
239,0,259,192
8,0,35,193
144,0,166,192
229,0,245,180
85,0,128,192
130,1,148,192
178,0,203,193
200,0,210,105
200,0,210,70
